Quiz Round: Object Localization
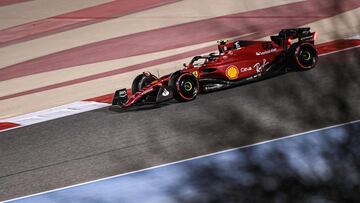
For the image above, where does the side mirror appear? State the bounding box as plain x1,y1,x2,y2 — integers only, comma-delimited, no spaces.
183,63,187,67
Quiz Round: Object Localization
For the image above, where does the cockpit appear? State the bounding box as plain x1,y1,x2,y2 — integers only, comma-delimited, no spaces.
218,39,243,54
184,40,245,68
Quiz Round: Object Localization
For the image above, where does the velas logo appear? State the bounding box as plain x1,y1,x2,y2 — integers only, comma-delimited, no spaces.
226,65,239,80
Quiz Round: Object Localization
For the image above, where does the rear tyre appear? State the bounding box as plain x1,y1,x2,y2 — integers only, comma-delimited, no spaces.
131,73,157,94
170,72,199,102
289,43,318,71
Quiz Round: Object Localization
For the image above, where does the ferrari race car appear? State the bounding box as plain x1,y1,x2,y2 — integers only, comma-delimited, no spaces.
112,27,318,108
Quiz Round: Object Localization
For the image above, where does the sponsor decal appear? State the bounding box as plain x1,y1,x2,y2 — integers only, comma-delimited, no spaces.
162,88,169,97
240,67,253,72
254,59,269,73
226,65,239,80
239,59,269,74
192,71,199,78
256,48,277,56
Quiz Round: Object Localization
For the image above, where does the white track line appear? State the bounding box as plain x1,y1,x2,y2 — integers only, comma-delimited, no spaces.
3,119,360,203
0,101,110,133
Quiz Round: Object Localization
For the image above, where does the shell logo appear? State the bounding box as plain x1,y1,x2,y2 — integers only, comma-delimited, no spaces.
226,65,239,80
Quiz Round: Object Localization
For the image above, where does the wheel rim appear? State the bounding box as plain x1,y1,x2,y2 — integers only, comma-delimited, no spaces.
301,51,311,61
184,81,193,91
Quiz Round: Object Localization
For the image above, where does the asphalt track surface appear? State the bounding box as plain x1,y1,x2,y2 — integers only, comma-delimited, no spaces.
1,48,360,201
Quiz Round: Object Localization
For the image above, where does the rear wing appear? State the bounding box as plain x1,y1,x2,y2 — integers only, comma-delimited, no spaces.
271,27,316,49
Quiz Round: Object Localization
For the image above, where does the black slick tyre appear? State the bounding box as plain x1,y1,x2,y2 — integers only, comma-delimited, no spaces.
131,73,157,94
170,72,199,102
289,43,318,71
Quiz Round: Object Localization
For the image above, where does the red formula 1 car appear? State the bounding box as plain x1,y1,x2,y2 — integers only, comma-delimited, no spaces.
112,28,318,108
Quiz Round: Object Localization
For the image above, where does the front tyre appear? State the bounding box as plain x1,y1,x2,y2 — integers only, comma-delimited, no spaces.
290,43,318,71
170,72,199,102
131,73,157,94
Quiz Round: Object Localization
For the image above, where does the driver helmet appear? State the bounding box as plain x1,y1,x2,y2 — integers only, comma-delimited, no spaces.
217,39,229,54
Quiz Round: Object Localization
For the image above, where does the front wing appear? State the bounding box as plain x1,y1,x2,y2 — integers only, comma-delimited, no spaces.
112,86,173,108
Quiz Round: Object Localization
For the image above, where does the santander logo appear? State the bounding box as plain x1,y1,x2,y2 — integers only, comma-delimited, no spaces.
256,48,277,56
